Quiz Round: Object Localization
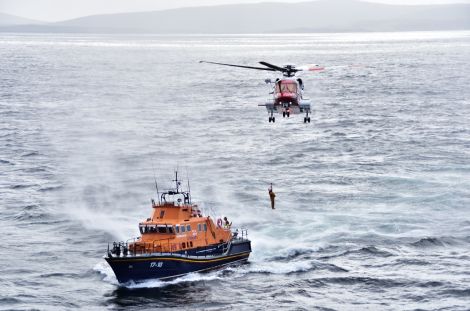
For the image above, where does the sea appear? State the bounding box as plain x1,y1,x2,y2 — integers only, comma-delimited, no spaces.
1,31,470,310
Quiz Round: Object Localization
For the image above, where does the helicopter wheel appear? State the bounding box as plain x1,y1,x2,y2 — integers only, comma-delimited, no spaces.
282,112,286,118
307,117,311,123
287,111,290,118
272,117,275,123
303,117,307,123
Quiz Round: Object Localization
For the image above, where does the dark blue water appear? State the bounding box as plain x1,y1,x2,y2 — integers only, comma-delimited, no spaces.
1,31,470,310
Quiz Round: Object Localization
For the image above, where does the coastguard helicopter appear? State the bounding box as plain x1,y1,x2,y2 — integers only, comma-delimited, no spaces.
200,61,324,123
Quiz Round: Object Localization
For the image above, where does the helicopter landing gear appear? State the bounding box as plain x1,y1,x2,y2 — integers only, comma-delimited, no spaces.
304,111,311,123
282,110,290,118
282,111,285,118
268,110,275,123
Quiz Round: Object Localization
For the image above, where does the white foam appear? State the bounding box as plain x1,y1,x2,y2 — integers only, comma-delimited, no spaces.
124,271,222,289
231,260,314,275
93,261,118,285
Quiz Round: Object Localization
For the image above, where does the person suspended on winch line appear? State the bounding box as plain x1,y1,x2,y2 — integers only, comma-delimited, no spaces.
268,183,276,209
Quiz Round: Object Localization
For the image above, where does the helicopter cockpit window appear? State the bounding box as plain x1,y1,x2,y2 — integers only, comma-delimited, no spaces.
279,82,297,93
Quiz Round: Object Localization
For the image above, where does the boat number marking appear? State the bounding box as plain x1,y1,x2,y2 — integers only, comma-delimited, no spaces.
150,261,163,268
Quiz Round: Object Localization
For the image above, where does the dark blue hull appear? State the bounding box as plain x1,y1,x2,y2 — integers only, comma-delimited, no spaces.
105,240,251,283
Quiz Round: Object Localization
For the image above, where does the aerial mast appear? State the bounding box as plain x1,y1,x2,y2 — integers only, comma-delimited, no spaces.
173,170,181,193
155,178,160,204
187,172,191,204
151,161,161,204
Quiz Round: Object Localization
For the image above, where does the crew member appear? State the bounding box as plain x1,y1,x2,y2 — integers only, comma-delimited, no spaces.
223,217,232,229
268,184,276,209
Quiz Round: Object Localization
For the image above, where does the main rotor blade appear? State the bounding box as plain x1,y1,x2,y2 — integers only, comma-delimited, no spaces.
296,64,325,72
199,60,276,71
259,61,287,72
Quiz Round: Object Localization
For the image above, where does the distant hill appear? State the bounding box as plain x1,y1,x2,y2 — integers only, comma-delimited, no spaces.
1,0,470,33
0,12,45,26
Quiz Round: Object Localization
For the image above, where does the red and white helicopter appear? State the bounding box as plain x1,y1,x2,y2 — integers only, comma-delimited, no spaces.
200,61,324,123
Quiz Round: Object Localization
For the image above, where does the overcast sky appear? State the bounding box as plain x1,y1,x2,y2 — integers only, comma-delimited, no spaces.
1,0,469,22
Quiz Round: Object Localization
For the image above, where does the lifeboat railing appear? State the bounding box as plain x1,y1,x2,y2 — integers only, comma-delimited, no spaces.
231,228,249,241
107,238,178,258
107,229,250,258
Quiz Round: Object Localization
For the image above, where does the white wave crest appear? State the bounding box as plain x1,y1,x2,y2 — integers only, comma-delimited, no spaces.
93,261,119,285
124,271,222,289
229,260,314,275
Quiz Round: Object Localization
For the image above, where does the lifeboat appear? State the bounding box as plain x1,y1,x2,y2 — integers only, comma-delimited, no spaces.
105,172,252,283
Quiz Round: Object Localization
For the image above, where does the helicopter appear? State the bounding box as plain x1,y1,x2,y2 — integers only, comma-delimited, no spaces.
199,61,324,123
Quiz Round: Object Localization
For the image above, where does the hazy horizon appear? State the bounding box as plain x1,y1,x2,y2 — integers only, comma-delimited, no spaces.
1,0,470,22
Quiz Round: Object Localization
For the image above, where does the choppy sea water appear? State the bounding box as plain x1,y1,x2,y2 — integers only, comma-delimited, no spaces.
1,31,470,310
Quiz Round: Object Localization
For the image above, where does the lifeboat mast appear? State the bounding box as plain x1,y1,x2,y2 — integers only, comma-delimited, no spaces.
157,170,191,206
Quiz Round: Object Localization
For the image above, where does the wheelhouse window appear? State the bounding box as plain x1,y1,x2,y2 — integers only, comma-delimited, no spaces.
159,210,165,218
186,225,191,232
181,225,186,233
198,224,202,232
203,224,207,232
140,225,156,233
140,224,176,234
175,225,180,233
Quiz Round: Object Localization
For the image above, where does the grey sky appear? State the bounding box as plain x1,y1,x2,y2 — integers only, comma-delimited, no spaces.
1,0,469,22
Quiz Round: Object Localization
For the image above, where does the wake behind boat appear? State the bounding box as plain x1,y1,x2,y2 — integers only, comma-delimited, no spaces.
105,172,252,283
